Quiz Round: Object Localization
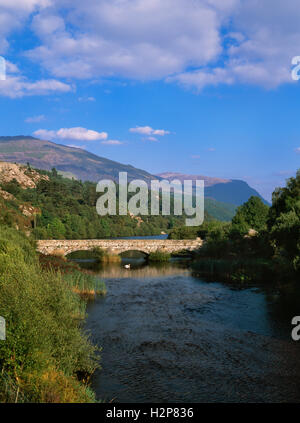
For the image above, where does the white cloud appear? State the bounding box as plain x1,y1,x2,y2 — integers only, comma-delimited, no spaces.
130,126,170,136
2,0,300,92
295,147,300,154
152,129,170,136
0,74,72,98
169,0,300,90
26,0,229,80
101,139,123,145
78,96,95,102
191,155,201,159
33,127,108,141
25,114,45,123
168,61,290,91
130,126,153,135
0,0,50,54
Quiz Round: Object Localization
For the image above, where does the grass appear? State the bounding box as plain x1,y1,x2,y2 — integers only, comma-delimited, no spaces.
63,271,107,299
92,247,121,264
40,253,107,299
148,250,171,262
0,226,100,403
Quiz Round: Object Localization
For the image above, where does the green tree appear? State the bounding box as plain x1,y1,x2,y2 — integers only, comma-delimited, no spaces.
268,171,300,271
48,218,66,239
232,196,269,235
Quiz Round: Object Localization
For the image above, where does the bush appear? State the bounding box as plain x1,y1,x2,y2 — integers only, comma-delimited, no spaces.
148,250,171,262
92,247,121,263
0,225,99,402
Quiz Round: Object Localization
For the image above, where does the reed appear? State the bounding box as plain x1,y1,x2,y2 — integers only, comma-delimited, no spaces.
63,271,107,299
92,247,121,263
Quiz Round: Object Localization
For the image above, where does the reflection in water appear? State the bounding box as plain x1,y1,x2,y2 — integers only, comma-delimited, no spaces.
77,259,190,279
79,258,300,403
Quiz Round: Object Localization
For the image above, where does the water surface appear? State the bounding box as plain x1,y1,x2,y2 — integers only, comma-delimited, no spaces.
82,259,300,403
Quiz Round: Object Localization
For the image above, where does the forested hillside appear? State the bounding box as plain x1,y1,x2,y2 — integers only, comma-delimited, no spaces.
0,164,214,239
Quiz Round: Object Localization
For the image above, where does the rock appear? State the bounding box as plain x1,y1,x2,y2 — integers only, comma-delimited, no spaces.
0,161,49,189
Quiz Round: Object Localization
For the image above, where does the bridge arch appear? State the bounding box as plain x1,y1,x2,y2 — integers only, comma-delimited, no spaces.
37,239,203,257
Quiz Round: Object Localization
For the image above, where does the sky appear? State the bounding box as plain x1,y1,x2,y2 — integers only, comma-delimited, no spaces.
0,0,300,201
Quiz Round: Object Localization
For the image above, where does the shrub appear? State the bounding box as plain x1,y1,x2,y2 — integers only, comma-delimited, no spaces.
92,247,121,263
0,225,99,403
148,250,171,262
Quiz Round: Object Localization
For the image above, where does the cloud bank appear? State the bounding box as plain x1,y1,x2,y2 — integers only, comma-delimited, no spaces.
1,0,300,94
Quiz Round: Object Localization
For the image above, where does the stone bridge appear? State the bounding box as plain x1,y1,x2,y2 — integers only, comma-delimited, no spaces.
37,238,203,256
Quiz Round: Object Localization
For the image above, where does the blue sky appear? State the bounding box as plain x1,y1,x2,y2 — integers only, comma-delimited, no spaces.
0,0,300,201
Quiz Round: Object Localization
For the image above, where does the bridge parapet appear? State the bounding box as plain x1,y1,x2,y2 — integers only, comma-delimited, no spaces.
37,239,203,256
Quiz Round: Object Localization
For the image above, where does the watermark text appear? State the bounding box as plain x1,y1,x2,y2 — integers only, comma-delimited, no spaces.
96,172,204,227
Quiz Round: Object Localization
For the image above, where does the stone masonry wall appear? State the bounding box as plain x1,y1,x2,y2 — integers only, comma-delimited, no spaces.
37,239,203,256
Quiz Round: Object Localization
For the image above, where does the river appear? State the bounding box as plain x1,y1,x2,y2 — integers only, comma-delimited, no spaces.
73,252,300,403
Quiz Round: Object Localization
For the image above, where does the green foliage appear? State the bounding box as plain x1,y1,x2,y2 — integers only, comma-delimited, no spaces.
9,170,188,240
92,247,121,263
192,258,274,283
148,250,171,262
168,226,199,239
268,170,300,272
192,172,300,282
63,271,107,297
1,178,22,197
231,196,269,235
204,198,236,221
0,225,99,402
0,196,32,231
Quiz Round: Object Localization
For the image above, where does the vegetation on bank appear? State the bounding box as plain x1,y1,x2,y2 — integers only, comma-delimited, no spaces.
92,247,121,264
192,258,275,283
0,226,101,403
148,250,171,262
171,170,300,283
39,254,107,299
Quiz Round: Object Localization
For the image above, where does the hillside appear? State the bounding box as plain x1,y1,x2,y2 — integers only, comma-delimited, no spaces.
0,161,49,188
0,136,266,220
158,172,269,206
0,162,44,231
0,136,158,184
0,163,190,239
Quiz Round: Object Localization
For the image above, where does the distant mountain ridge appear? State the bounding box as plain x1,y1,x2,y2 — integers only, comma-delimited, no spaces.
157,172,269,206
157,172,230,187
0,136,157,184
0,136,267,221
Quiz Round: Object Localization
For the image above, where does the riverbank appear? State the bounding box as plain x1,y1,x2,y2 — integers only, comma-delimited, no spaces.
0,226,102,403
191,257,276,283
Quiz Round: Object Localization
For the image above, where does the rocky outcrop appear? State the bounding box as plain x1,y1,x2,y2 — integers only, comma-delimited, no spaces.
19,204,40,218
0,161,49,189
0,187,16,201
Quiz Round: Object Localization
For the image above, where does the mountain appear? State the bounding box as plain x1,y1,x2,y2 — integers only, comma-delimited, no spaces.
0,136,158,184
157,172,230,187
0,136,266,221
157,172,269,206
